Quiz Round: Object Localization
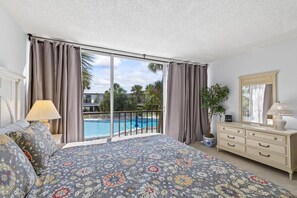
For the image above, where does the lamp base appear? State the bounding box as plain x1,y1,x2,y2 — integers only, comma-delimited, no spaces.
274,117,287,131
40,120,50,130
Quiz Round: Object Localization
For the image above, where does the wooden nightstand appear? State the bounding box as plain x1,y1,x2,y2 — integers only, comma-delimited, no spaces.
52,134,62,144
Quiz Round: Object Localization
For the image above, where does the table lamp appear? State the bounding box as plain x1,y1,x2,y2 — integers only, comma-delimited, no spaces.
26,100,61,129
267,102,293,131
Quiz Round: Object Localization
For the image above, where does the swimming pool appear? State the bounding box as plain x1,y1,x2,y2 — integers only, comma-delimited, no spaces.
84,117,158,138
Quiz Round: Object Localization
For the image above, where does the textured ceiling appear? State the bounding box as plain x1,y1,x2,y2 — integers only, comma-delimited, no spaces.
1,0,297,63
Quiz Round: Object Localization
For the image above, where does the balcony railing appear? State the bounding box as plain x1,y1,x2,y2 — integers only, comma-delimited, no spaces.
83,110,163,141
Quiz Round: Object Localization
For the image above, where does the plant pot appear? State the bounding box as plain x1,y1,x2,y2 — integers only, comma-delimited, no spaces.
203,135,216,147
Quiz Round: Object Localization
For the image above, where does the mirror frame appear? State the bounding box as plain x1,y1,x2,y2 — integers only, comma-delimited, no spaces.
239,71,278,125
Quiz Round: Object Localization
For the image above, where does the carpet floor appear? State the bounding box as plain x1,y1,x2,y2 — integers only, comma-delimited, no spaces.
190,141,297,196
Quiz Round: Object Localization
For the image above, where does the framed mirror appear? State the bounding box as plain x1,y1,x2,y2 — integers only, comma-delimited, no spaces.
239,71,277,125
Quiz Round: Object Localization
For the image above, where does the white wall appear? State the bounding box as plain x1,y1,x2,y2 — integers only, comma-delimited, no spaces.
0,5,27,118
0,5,27,74
209,37,297,132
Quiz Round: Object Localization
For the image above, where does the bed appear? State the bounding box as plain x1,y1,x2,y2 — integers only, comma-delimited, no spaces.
0,68,294,197
26,134,294,198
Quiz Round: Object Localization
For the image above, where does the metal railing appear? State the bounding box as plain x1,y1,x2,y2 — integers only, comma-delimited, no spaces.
83,110,163,140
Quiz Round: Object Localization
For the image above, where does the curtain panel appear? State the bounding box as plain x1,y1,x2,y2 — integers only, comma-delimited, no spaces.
263,84,273,124
28,39,83,143
166,63,208,144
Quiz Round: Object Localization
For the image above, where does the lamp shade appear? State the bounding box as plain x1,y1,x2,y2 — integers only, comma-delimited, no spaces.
26,100,61,121
267,102,293,116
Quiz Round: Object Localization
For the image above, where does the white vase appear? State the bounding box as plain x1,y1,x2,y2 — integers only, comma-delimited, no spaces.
203,135,216,147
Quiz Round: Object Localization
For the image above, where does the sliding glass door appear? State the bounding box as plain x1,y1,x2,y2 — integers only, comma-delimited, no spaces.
112,57,163,137
82,51,164,140
82,52,111,140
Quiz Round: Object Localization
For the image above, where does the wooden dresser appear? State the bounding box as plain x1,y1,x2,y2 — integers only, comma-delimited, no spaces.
217,122,297,180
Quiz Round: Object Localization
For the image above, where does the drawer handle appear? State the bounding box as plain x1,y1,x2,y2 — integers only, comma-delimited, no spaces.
259,152,270,158
237,130,240,133
223,127,225,130
274,137,277,140
258,143,270,148
252,133,255,136
227,143,235,147
227,135,235,139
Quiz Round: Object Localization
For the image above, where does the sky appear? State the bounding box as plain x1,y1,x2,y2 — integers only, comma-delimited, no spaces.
84,54,163,94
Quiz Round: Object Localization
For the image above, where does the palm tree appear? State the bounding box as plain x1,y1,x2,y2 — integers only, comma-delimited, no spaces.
81,53,94,90
144,80,163,110
131,85,143,104
148,63,163,73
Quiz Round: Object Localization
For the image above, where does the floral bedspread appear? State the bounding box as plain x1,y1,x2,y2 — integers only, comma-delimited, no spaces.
27,134,294,198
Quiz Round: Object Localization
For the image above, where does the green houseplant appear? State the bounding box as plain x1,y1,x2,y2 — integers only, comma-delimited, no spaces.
201,83,229,147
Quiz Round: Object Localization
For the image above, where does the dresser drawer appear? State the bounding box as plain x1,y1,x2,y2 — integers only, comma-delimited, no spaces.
219,125,245,136
247,130,286,145
220,132,245,144
219,139,245,153
247,147,287,166
246,139,286,155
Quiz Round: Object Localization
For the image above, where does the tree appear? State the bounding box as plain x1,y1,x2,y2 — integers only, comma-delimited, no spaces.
131,85,144,104
144,80,163,110
201,84,229,137
100,90,110,112
100,83,133,111
81,53,94,90
148,63,163,73
113,83,129,111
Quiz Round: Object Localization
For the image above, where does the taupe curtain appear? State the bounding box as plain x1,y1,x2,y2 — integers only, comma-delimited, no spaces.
166,62,208,144
262,84,273,124
28,38,84,143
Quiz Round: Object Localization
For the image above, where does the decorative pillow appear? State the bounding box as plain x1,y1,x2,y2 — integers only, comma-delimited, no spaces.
6,122,58,175
0,134,37,197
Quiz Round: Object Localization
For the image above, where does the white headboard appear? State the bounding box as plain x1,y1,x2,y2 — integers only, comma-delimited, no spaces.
0,66,25,127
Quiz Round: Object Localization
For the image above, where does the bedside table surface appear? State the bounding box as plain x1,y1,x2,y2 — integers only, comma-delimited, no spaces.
52,134,62,144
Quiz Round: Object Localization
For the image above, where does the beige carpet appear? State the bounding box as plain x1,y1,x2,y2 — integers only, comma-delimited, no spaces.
190,142,297,196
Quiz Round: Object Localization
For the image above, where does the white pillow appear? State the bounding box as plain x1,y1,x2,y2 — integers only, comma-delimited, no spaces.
0,119,30,134
14,119,30,128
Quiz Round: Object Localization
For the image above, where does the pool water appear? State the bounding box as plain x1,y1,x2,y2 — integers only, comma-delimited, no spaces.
84,118,158,138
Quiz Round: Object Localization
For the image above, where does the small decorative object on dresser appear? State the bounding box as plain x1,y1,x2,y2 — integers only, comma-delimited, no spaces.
267,102,293,131
225,115,232,122
201,84,229,147
217,122,297,180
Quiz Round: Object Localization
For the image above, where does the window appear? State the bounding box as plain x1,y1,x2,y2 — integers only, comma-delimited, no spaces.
82,52,164,140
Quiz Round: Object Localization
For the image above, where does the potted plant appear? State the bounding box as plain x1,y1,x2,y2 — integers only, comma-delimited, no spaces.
201,83,229,147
